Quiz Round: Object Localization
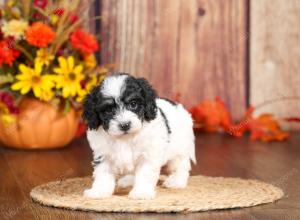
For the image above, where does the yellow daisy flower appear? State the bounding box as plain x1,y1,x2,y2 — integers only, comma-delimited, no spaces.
6,0,16,7
11,61,55,99
0,103,16,125
50,15,59,25
76,74,105,102
76,75,97,102
76,89,88,102
2,19,28,40
35,49,54,66
39,89,55,102
53,56,84,98
86,74,98,91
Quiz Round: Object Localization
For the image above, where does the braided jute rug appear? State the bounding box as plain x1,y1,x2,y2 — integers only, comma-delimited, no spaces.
30,175,283,213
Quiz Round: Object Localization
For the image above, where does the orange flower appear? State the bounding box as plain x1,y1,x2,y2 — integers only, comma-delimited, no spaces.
25,22,55,47
70,29,99,54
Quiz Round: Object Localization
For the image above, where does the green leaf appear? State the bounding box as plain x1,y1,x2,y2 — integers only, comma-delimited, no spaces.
50,98,61,109
64,100,71,114
0,74,14,85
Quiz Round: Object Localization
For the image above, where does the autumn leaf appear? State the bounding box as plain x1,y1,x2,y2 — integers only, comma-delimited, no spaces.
248,114,289,142
189,97,232,132
226,106,254,137
227,109,289,142
284,117,300,122
189,97,290,142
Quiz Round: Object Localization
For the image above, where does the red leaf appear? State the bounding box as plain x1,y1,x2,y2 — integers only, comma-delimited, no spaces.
75,121,87,138
284,117,300,122
226,106,254,137
189,97,232,132
248,114,289,142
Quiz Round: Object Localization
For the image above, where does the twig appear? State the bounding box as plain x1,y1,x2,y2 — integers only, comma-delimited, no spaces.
254,96,300,112
14,44,34,61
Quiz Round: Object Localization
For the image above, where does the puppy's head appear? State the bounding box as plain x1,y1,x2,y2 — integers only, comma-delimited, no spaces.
82,73,157,137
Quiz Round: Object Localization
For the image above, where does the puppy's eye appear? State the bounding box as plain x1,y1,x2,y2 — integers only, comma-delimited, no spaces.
128,100,138,110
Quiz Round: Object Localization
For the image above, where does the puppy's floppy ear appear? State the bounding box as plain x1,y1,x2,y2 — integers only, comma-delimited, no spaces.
82,85,102,130
136,77,157,121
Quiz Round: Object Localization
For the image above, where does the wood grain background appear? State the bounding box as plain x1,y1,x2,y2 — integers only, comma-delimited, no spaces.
96,0,300,125
250,0,300,129
99,0,248,120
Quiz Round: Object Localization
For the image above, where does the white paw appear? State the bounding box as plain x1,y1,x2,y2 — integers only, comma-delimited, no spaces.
128,188,155,200
117,175,134,188
163,175,188,188
83,188,112,199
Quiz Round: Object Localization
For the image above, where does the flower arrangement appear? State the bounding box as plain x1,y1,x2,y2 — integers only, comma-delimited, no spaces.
0,0,109,126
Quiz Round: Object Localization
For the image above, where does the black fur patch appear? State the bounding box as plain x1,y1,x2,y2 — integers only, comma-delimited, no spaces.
158,107,171,135
121,77,146,120
121,76,158,121
161,98,178,106
136,78,158,121
82,85,103,130
92,155,104,167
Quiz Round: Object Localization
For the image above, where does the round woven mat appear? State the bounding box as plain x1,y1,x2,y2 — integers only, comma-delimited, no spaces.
30,176,283,213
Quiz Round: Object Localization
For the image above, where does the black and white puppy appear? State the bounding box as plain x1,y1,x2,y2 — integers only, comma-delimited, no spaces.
82,73,196,199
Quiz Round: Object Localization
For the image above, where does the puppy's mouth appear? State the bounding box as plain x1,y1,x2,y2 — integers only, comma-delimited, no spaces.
114,129,140,138
119,130,137,137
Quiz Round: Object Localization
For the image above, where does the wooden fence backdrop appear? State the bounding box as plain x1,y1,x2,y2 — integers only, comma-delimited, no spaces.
99,0,248,120
250,0,300,129
96,0,300,126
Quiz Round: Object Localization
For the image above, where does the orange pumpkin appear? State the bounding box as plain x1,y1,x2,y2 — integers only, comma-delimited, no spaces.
0,98,79,149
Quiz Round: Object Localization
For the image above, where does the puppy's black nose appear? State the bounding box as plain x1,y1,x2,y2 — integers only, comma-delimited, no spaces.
119,121,131,132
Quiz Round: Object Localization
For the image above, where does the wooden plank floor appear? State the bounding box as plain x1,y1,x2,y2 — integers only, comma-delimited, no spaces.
0,132,299,220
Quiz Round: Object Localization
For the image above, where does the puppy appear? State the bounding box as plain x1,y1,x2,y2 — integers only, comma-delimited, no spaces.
82,73,196,199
